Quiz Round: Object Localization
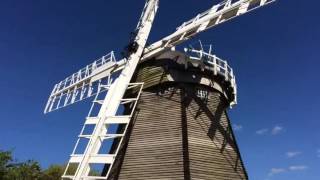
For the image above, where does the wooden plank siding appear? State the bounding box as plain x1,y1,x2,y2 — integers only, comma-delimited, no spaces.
107,58,247,180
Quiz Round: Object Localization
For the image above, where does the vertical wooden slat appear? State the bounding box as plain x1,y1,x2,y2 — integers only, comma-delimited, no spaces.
107,59,247,180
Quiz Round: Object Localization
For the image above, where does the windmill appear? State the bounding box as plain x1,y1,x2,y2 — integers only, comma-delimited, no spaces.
44,0,275,179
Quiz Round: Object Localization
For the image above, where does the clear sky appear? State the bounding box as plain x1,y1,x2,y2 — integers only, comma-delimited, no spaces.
0,0,319,179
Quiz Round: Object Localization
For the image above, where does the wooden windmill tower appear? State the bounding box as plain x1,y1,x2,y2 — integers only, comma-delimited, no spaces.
44,0,275,179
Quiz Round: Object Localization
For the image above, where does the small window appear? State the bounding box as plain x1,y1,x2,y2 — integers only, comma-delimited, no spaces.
197,89,208,100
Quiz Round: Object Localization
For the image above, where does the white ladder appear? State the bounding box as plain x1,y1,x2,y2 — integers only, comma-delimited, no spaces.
62,0,159,178
62,82,144,179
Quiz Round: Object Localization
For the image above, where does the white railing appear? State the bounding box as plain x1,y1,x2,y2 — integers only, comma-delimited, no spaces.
176,0,230,30
176,0,274,30
53,52,116,95
186,48,237,105
44,51,119,113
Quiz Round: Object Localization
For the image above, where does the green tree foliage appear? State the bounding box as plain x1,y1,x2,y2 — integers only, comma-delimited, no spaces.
5,160,42,180
41,164,65,180
0,149,69,180
0,150,12,178
0,149,103,180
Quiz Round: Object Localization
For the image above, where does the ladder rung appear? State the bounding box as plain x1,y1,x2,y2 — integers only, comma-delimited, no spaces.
85,117,99,124
100,85,111,89
120,98,138,104
94,100,104,105
121,98,138,101
69,154,115,164
105,116,130,124
127,82,144,89
100,134,124,140
61,175,74,179
82,176,107,180
79,134,92,138
69,155,83,163
79,133,124,139
89,154,114,164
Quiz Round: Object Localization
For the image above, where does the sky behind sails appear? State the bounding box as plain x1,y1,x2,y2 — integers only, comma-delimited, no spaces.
0,0,319,179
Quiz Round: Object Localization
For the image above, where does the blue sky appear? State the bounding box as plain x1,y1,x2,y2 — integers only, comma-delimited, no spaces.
0,0,319,179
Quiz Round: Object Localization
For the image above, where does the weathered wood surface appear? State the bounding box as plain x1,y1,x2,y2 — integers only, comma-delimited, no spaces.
107,58,247,180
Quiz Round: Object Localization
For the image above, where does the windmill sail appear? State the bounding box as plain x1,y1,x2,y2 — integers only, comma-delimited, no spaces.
44,52,125,113
43,0,276,179
44,0,274,114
